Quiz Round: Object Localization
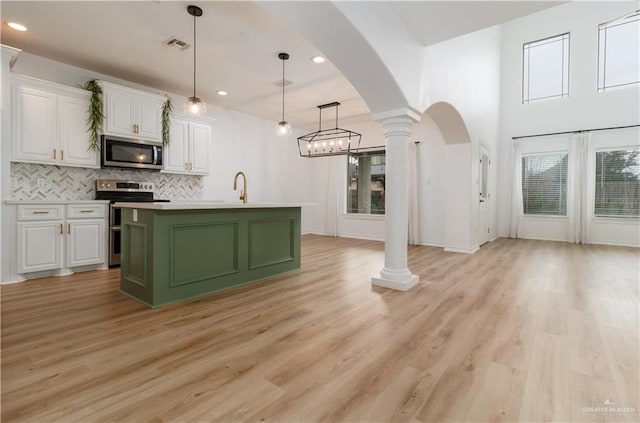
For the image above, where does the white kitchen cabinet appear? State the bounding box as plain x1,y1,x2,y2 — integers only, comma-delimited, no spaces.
101,81,163,142
11,75,99,168
66,219,105,267
15,203,107,276
17,220,64,273
163,118,211,175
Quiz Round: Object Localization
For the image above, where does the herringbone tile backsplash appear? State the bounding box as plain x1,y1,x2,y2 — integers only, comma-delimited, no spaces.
11,163,203,200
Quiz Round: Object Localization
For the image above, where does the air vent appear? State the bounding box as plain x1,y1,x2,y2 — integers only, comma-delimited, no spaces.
164,37,190,50
275,79,292,87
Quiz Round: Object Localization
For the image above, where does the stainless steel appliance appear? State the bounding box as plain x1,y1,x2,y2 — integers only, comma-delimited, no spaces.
101,135,163,170
95,179,168,267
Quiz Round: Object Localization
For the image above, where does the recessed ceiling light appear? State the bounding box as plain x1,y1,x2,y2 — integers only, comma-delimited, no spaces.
216,90,228,96
311,56,326,64
8,22,27,32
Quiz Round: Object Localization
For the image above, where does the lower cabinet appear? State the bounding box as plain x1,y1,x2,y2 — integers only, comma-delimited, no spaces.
17,220,64,273
16,203,107,275
66,219,105,267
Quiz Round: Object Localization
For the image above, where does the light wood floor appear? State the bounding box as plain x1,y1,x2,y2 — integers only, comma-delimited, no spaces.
2,235,639,422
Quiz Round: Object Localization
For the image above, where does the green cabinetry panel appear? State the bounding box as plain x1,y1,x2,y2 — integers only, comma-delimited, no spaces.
170,222,239,286
119,207,301,307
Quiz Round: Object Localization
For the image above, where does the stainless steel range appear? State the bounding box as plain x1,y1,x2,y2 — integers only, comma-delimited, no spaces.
95,179,168,267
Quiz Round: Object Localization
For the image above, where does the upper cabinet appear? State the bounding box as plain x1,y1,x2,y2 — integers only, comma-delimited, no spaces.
163,117,211,176
11,75,99,168
100,81,164,142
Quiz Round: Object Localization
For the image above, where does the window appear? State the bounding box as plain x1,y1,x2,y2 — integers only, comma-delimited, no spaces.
598,12,640,91
523,33,570,103
522,153,568,215
595,149,640,217
347,151,385,214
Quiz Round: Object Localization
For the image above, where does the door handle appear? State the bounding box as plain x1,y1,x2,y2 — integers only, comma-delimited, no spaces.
61,150,64,160
68,223,71,234
59,223,63,235
53,148,57,160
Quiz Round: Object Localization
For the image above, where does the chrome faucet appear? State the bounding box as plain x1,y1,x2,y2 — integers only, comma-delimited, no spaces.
233,171,248,204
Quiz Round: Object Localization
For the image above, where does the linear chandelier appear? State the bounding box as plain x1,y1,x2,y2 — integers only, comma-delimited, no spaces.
297,102,361,158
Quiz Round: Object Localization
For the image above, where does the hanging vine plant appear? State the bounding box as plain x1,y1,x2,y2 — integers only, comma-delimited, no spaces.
83,79,103,151
162,95,173,146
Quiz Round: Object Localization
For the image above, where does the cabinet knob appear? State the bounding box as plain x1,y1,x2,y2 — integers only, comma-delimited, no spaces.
53,148,57,160
68,223,71,234
59,223,63,235
61,150,64,161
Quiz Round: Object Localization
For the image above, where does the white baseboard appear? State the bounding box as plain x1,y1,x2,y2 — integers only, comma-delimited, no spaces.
444,245,480,254
417,241,446,248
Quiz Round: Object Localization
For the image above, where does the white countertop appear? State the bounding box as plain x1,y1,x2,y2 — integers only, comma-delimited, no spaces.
5,199,110,204
114,201,305,210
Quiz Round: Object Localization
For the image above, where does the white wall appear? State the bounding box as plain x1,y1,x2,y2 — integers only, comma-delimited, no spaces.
497,2,640,246
424,24,503,251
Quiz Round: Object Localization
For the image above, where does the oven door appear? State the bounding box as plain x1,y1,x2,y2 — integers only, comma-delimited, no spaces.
101,135,162,170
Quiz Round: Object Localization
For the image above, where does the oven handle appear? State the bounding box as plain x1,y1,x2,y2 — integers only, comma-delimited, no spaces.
153,146,158,166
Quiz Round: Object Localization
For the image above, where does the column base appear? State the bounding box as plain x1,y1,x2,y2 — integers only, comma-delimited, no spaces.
371,272,419,291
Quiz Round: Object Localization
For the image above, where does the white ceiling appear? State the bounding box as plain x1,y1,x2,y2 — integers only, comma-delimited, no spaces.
1,1,561,130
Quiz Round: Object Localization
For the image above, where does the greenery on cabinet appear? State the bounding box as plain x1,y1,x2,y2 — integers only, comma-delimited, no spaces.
162,96,173,146
83,79,103,151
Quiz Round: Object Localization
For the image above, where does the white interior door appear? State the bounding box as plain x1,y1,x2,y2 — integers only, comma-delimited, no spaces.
478,144,491,245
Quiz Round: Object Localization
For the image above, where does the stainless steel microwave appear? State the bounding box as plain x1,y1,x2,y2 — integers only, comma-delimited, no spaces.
101,135,163,170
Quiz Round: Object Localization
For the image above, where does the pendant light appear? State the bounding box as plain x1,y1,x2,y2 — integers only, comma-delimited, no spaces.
185,5,205,117
276,52,292,137
297,102,361,157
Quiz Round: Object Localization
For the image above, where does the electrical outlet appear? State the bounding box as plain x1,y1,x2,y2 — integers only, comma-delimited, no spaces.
10,177,17,188
37,178,45,188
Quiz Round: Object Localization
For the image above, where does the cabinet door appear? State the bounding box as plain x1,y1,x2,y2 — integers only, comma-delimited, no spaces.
105,90,136,136
59,95,99,168
137,97,162,141
189,122,211,175
12,85,57,164
17,221,63,273
66,219,105,267
163,119,189,174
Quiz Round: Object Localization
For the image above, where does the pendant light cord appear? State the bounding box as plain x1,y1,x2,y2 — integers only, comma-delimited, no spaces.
281,56,285,122
193,12,197,99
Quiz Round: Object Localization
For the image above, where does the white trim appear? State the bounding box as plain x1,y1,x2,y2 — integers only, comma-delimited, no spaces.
337,233,385,242
372,273,419,291
418,240,446,248
592,216,640,224
516,235,569,242
588,240,640,248
372,107,421,123
342,213,385,221
444,245,480,254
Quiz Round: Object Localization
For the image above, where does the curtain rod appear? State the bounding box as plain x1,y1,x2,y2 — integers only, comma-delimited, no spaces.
512,124,640,140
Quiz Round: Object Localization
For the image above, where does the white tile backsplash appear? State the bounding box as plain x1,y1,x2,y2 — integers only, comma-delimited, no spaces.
10,162,203,201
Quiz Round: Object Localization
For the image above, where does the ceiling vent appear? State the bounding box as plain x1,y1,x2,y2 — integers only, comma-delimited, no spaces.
164,37,190,50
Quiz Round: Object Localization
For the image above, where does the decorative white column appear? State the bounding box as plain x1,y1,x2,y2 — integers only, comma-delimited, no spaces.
372,113,419,291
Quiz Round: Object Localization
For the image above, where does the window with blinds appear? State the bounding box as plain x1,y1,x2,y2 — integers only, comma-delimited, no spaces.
522,153,568,215
595,149,640,217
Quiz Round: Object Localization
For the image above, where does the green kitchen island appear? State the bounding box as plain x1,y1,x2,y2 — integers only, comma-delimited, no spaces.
115,202,301,307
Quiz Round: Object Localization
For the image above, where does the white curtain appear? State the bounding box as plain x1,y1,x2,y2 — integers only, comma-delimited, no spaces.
408,141,420,245
568,132,591,244
325,157,340,237
509,139,524,238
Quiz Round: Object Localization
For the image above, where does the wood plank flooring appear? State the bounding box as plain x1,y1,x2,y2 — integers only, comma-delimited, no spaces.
1,235,638,422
